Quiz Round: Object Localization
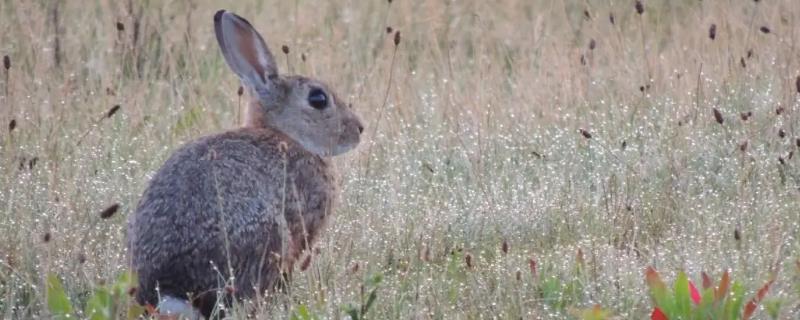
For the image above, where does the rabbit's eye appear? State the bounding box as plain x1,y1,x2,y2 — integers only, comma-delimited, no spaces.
307,88,328,110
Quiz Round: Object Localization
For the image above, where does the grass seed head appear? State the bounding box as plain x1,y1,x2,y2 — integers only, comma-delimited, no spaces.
299,254,312,271
739,141,748,152
778,129,786,138
776,107,785,115
501,240,509,254
43,232,51,243
394,31,401,46
740,57,747,68
116,22,124,31
3,55,9,70
580,129,592,139
740,111,752,121
237,86,243,96
106,105,121,119
281,45,289,54
709,24,716,40
609,13,615,25
465,253,473,269
795,75,800,94
589,39,596,50
635,1,644,15
759,26,771,34
99,203,120,219
583,9,591,20
712,108,724,124
8,119,16,132
734,228,741,241
386,26,393,34
795,138,800,148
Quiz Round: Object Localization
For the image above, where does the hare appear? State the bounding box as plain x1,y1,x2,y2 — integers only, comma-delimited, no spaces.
127,10,364,318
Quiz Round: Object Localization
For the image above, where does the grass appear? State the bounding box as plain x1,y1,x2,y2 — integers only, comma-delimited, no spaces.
2,0,800,318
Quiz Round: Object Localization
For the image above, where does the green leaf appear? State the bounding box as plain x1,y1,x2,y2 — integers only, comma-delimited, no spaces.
46,273,74,319
673,271,691,317
291,304,313,320
84,288,112,320
126,304,146,320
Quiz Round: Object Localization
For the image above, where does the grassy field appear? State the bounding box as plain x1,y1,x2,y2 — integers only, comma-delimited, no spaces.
2,0,800,318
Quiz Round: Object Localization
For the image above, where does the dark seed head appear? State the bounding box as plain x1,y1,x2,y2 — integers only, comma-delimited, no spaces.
709,24,717,40
795,138,800,148
8,119,16,132
635,1,644,15
99,203,120,219
116,22,125,31
77,253,87,264
393,31,401,46
386,26,393,34
795,75,800,94
739,141,748,152
759,26,771,34
609,13,615,25
3,55,9,70
28,157,38,170
580,54,586,65
740,112,750,121
300,53,306,62
621,140,627,150
106,105,121,118
778,156,785,165
740,57,746,68
299,254,312,271
465,253,473,269
747,49,754,58
776,107,785,115
127,286,138,296
588,39,596,50
237,86,243,96
501,240,509,254
43,232,51,243
712,108,724,124
779,129,786,138
281,45,289,55
583,10,591,20
734,228,741,241
579,129,592,139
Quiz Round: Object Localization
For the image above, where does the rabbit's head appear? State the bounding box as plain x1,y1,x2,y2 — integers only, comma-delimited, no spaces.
214,10,364,157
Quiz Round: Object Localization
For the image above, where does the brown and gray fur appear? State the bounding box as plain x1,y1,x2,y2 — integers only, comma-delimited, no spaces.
127,10,363,318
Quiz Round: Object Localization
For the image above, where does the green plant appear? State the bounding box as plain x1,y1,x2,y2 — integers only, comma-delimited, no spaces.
645,267,774,320
46,272,144,320
343,272,383,320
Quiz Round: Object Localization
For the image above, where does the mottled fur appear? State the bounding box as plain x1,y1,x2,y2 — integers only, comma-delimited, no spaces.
127,10,363,318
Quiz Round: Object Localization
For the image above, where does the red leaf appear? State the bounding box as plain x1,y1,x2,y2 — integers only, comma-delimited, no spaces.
715,271,730,302
645,266,665,290
742,280,773,320
689,280,701,304
742,301,757,320
701,272,712,290
651,307,668,320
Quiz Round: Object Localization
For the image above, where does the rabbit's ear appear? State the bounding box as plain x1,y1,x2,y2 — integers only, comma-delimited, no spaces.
214,10,278,90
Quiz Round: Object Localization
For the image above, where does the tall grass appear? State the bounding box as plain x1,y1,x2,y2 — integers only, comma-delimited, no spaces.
1,0,800,318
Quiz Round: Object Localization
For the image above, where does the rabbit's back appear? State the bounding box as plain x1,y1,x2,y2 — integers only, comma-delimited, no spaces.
128,128,336,310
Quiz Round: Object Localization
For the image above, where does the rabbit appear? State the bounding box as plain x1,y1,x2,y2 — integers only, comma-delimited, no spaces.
127,9,364,318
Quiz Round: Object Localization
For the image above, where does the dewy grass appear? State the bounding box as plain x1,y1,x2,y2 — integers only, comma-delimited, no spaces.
1,0,800,319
